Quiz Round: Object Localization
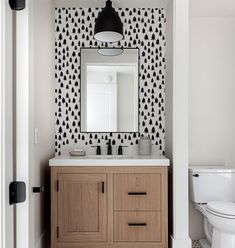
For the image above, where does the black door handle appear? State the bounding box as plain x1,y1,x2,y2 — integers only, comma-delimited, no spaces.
33,186,44,193
9,181,26,205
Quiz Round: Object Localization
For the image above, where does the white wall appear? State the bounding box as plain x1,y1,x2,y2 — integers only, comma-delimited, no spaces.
189,12,235,241
189,17,235,167
165,0,173,237
29,0,55,247
165,0,173,162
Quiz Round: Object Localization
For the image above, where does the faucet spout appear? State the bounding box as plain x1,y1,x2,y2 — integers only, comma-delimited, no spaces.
107,139,112,155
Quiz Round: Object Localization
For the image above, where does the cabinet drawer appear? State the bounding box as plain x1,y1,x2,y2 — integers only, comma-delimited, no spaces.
114,173,161,210
114,211,161,242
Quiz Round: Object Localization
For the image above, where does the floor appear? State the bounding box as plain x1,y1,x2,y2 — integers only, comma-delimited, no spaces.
192,240,202,248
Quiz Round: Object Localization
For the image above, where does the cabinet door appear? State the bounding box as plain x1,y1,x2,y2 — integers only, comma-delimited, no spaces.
58,173,107,243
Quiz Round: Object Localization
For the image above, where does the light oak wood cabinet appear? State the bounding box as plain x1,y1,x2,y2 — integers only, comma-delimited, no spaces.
51,166,168,248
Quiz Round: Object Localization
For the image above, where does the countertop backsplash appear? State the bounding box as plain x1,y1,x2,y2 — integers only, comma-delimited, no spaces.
55,8,166,156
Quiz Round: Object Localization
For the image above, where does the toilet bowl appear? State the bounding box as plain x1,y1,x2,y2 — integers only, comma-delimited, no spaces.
196,203,235,248
189,166,235,248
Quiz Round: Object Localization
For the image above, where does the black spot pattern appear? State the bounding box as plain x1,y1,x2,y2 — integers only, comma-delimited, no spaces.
55,8,166,156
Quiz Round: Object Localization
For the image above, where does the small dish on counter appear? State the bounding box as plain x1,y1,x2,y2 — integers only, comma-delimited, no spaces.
69,149,86,156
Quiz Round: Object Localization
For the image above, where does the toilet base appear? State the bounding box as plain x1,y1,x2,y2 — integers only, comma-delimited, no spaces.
212,228,235,248
195,203,235,248
199,239,211,248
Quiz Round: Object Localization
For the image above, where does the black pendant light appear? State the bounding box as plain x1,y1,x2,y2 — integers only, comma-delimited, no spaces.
94,0,124,43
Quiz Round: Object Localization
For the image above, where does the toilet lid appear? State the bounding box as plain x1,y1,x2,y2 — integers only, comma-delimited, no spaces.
207,201,235,217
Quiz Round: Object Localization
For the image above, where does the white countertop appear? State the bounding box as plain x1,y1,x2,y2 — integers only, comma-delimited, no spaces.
49,155,170,166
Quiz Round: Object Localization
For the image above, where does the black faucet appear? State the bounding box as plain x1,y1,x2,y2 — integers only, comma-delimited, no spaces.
107,140,112,155
92,145,101,155
118,145,128,155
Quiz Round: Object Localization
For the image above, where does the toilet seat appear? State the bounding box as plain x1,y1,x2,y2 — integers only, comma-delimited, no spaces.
207,201,235,219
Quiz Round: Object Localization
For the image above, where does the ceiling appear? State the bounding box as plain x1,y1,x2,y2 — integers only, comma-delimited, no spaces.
190,0,235,17
55,0,170,8
54,0,235,18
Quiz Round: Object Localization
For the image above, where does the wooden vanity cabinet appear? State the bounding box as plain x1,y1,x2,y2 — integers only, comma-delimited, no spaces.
51,166,168,248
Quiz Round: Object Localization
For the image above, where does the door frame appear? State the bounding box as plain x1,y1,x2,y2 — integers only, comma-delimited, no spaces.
14,3,31,248
0,0,14,247
1,0,31,248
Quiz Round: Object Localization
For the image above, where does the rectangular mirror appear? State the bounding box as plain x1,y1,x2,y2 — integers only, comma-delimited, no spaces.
81,48,139,133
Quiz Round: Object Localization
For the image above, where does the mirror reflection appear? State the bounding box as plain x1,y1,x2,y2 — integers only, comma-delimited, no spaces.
81,48,139,133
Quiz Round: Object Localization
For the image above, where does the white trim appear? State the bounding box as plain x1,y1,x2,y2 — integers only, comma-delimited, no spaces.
15,6,30,248
170,235,192,248
34,230,48,248
172,0,190,242
0,0,3,246
1,1,14,248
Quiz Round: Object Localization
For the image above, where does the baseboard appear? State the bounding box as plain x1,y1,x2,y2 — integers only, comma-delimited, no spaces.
34,232,190,248
170,235,192,248
34,229,49,248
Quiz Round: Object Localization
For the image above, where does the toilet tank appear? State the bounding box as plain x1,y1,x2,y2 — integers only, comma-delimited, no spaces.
189,166,235,203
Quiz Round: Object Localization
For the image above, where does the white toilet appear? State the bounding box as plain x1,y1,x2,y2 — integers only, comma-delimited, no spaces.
189,166,235,248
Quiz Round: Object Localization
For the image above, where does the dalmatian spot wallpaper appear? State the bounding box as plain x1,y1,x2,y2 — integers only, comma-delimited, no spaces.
55,8,166,156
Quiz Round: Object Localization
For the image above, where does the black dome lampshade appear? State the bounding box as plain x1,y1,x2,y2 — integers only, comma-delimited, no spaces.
94,0,124,43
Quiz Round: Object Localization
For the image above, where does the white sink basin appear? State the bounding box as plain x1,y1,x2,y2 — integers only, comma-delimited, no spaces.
85,155,133,159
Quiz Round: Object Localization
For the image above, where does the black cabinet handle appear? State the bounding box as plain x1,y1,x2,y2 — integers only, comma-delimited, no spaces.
128,223,147,226
101,181,105,193
128,192,147,195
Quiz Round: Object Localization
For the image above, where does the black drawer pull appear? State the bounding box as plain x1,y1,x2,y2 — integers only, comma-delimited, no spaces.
128,223,147,226
128,192,147,195
101,181,105,193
